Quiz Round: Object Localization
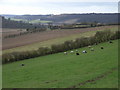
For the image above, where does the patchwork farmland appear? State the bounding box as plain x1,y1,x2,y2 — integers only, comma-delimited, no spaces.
2,25,118,52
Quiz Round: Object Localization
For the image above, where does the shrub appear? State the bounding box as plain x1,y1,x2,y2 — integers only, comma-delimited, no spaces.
38,47,51,55
94,30,113,43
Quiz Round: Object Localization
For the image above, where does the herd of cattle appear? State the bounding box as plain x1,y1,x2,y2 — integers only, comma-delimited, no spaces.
21,41,113,66
63,41,113,56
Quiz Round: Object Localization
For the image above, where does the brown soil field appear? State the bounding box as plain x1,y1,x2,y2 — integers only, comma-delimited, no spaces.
2,26,117,50
2,28,26,37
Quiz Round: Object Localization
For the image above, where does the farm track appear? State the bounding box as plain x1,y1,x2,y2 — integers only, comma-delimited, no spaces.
2,26,117,50
69,67,118,88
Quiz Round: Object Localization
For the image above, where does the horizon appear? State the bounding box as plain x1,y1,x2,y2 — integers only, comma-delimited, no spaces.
1,12,119,16
0,0,119,15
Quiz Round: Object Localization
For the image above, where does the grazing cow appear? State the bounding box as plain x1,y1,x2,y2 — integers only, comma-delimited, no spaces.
70,51,74,53
82,50,87,53
75,50,78,52
109,41,113,43
101,46,104,49
64,52,67,55
76,52,80,55
91,48,94,51
21,64,25,66
88,46,91,48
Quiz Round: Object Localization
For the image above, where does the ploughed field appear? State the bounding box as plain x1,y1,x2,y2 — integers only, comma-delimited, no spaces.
3,40,118,88
2,28,26,37
2,25,117,50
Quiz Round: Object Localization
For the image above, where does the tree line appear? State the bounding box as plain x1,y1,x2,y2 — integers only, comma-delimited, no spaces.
4,27,47,39
2,30,120,64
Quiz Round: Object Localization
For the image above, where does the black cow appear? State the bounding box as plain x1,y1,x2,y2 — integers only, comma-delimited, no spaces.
21,64,25,66
109,41,113,43
101,46,104,49
76,52,80,55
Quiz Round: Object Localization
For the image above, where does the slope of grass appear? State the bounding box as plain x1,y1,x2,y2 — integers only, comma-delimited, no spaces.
3,26,118,54
3,40,118,88
77,70,118,88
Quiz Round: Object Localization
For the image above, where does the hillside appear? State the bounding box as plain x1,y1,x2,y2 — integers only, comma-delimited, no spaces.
1,16,45,29
2,13,119,24
3,40,118,88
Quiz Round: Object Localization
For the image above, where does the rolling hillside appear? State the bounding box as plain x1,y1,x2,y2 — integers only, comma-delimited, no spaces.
2,13,119,24
1,16,46,28
3,39,118,88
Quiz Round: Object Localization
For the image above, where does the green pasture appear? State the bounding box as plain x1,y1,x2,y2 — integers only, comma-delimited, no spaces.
10,18,28,22
11,18,52,24
29,20,52,24
2,39,118,88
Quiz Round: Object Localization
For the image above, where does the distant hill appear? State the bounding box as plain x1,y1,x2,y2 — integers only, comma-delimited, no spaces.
1,14,18,19
1,13,119,24
0,16,45,29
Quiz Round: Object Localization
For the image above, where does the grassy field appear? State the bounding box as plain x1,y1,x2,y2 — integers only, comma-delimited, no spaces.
11,18,52,24
3,39,118,88
29,20,52,23
10,18,28,22
3,26,118,54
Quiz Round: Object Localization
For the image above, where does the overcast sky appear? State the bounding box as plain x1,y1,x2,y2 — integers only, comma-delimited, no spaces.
0,0,119,15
